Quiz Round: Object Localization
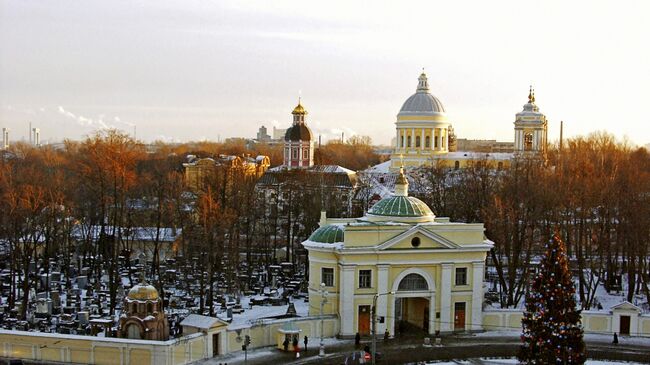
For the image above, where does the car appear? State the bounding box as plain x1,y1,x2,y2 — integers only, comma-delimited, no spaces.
341,350,383,364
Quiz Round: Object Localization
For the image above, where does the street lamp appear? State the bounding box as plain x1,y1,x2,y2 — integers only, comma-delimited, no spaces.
319,282,329,357
371,291,394,365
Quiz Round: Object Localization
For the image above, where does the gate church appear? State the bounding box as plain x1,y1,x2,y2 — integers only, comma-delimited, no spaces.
302,167,493,337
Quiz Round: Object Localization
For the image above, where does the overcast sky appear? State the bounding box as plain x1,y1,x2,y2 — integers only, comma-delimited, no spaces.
1,1,648,146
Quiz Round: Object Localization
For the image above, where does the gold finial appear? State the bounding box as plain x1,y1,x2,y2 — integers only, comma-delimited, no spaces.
531,89,536,103
528,85,533,103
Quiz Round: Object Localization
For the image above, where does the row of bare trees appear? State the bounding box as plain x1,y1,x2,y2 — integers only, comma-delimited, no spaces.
414,133,650,309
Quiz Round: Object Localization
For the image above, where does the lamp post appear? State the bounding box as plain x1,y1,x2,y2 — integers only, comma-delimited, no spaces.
319,282,329,357
371,291,394,365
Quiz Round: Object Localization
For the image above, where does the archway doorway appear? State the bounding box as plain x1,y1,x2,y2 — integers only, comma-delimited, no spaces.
391,271,435,337
395,297,429,334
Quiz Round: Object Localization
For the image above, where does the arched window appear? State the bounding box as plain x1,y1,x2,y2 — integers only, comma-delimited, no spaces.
407,136,411,147
127,324,141,339
415,136,421,147
454,161,460,170
398,273,428,291
425,136,430,148
292,148,298,159
434,138,439,148
524,133,533,151
497,162,503,170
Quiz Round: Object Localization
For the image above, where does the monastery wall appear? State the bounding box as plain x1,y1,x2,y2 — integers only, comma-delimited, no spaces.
483,308,650,337
0,330,206,365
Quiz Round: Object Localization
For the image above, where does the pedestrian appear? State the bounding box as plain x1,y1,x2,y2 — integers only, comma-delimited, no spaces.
384,328,389,341
355,332,361,347
283,338,289,351
613,332,619,344
364,344,370,354
292,336,299,351
303,335,308,351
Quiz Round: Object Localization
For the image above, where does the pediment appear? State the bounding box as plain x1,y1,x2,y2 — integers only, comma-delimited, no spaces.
377,226,460,250
611,301,642,313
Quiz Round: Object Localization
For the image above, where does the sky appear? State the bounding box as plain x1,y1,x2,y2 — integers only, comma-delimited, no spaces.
1,1,649,146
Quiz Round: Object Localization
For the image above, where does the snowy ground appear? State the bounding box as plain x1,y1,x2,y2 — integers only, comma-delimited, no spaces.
423,360,645,365
216,294,310,330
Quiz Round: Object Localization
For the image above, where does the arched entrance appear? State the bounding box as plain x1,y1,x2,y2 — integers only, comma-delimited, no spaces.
390,269,436,337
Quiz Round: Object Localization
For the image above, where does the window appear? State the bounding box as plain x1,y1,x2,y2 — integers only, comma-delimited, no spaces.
303,148,309,158
497,162,503,170
411,236,421,247
455,267,467,286
292,148,298,159
359,270,371,288
434,137,439,148
425,136,430,148
322,267,334,287
398,273,428,291
415,136,421,147
407,136,411,147
524,133,533,151
454,161,460,170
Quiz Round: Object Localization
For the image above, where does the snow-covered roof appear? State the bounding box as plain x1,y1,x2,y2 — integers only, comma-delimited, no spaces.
180,314,228,330
437,151,513,161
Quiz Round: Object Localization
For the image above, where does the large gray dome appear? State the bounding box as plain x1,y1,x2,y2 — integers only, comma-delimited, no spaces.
398,72,446,116
399,93,446,114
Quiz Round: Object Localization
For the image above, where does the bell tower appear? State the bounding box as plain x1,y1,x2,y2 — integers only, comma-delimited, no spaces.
283,99,314,169
514,86,548,157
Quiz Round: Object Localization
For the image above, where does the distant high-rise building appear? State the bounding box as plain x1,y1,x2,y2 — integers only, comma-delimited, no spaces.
256,125,271,142
272,126,287,140
2,128,8,149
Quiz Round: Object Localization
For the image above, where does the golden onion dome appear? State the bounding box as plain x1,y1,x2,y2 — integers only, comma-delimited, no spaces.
127,283,160,301
292,101,307,115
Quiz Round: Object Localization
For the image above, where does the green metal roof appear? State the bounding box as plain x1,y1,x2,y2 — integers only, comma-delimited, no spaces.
368,196,433,217
308,224,345,243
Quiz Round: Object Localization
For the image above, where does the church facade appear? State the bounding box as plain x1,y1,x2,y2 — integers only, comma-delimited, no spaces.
302,167,492,337
388,72,548,171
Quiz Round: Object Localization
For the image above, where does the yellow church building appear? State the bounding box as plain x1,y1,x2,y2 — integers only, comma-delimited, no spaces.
388,72,547,171
302,167,493,337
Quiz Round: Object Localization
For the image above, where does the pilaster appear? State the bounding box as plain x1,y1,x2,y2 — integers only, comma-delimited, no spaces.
339,264,356,336
471,261,485,331
440,263,452,332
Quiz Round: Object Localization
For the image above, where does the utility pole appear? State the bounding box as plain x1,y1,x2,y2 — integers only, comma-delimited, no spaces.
319,282,329,357
371,292,394,365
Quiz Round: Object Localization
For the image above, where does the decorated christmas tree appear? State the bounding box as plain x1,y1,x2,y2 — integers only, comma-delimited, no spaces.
519,233,586,364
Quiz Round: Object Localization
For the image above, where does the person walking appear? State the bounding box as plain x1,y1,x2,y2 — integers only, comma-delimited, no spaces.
355,332,361,348
303,335,308,351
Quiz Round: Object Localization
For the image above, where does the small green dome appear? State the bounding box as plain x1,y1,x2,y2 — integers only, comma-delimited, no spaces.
368,196,433,217
308,224,344,243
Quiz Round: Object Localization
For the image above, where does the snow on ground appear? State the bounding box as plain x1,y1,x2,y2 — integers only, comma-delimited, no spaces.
424,360,645,365
217,295,310,330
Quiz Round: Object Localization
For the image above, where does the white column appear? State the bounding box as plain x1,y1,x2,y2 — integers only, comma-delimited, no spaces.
377,264,390,336
339,265,356,336
440,263,452,332
411,128,415,151
471,261,485,331
396,129,400,149
420,128,425,151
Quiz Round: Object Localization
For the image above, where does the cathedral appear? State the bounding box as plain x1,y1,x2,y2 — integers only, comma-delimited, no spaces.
386,72,548,171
